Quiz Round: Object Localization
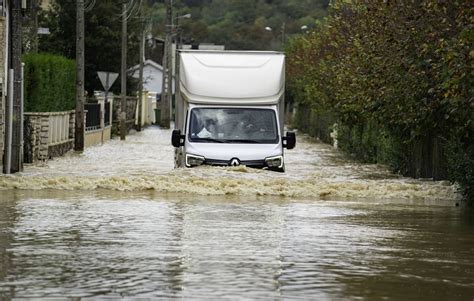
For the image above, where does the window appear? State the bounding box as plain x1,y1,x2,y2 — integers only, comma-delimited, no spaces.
189,108,278,144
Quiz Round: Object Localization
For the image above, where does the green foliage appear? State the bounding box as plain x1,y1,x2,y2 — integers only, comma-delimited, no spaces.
38,0,328,94
445,138,474,203
287,1,473,201
293,106,334,144
337,122,405,172
172,0,329,50
39,0,140,95
23,53,75,112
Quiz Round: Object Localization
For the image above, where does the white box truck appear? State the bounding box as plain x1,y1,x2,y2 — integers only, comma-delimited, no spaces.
171,50,295,172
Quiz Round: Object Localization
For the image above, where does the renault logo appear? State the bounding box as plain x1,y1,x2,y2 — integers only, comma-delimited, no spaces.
229,158,240,166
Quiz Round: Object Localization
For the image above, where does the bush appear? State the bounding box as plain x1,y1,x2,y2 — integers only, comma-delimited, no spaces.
286,1,473,201
336,121,407,174
292,104,335,144
446,138,474,203
23,53,75,112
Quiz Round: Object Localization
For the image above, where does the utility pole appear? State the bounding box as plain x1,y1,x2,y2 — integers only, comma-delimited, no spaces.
75,0,85,151
120,2,127,140
10,0,23,172
160,0,172,128
281,22,286,51
137,24,144,132
29,0,39,52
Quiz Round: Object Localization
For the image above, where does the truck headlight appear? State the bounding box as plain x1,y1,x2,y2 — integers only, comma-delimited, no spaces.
265,155,283,168
186,154,205,167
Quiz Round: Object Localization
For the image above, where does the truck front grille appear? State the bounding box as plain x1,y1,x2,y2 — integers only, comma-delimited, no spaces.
205,158,266,168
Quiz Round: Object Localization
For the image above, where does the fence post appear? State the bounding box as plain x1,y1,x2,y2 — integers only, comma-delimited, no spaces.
432,135,448,180
100,100,105,129
64,113,69,141
101,101,105,143
414,140,422,179
69,111,75,140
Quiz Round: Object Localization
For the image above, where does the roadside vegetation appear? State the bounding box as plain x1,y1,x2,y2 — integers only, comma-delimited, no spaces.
29,0,472,201
37,0,141,96
23,53,75,112
286,1,473,202
156,0,328,50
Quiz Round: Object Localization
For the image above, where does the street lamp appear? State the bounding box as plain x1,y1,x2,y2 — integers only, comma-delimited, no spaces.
175,13,191,50
264,23,286,50
177,13,191,20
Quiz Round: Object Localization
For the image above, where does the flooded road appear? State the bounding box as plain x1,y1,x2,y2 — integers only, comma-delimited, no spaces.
0,127,459,202
0,191,472,299
0,127,470,299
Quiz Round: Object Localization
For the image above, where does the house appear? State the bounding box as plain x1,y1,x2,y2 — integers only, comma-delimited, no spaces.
128,59,175,125
128,59,176,96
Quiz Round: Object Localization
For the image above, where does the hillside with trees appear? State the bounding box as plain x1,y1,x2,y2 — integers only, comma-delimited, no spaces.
36,0,329,94
160,0,329,50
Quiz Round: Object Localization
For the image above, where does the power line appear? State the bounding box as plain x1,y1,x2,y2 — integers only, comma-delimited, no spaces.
84,0,96,12
117,0,142,21
127,0,143,20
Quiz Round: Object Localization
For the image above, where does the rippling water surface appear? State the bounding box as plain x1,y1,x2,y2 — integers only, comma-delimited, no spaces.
0,127,470,299
0,190,473,299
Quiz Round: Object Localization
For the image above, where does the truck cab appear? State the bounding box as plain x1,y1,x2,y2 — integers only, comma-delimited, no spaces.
171,50,295,172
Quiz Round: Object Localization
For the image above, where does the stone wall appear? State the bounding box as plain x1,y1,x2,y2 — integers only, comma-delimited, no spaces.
48,141,74,158
24,114,48,162
112,96,138,134
24,111,75,163
69,112,75,140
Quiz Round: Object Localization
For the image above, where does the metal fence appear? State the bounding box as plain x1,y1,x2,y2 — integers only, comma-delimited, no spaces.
104,101,111,126
85,103,101,131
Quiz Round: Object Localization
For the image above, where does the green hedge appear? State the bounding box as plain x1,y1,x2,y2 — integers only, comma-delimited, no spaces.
23,53,75,112
286,1,473,202
445,139,474,202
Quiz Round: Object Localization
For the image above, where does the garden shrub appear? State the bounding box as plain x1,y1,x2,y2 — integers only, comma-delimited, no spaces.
23,53,75,112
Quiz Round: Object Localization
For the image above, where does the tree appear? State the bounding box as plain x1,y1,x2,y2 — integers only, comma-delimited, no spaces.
175,0,328,50
39,0,141,95
286,0,473,201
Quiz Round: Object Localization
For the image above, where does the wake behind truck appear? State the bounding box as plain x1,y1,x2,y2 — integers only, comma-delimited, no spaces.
171,50,295,172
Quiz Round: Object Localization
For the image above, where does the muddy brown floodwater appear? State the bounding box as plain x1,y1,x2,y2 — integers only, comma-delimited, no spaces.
0,127,471,299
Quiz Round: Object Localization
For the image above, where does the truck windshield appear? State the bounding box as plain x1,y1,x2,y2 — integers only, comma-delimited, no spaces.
189,108,279,144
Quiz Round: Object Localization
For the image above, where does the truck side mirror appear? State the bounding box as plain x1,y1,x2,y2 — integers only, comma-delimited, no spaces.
171,129,185,147
283,131,296,149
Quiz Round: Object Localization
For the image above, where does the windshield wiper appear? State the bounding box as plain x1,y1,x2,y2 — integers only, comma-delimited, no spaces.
198,137,224,143
225,139,260,143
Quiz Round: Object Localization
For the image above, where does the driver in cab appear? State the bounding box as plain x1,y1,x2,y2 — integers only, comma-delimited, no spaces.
197,119,217,138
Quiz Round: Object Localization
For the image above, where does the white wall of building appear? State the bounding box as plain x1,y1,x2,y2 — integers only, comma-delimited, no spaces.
129,60,175,95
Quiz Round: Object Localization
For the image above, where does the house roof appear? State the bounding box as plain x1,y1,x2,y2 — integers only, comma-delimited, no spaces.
127,60,164,74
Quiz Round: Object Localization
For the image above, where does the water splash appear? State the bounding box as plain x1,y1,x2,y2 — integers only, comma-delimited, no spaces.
0,127,459,202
